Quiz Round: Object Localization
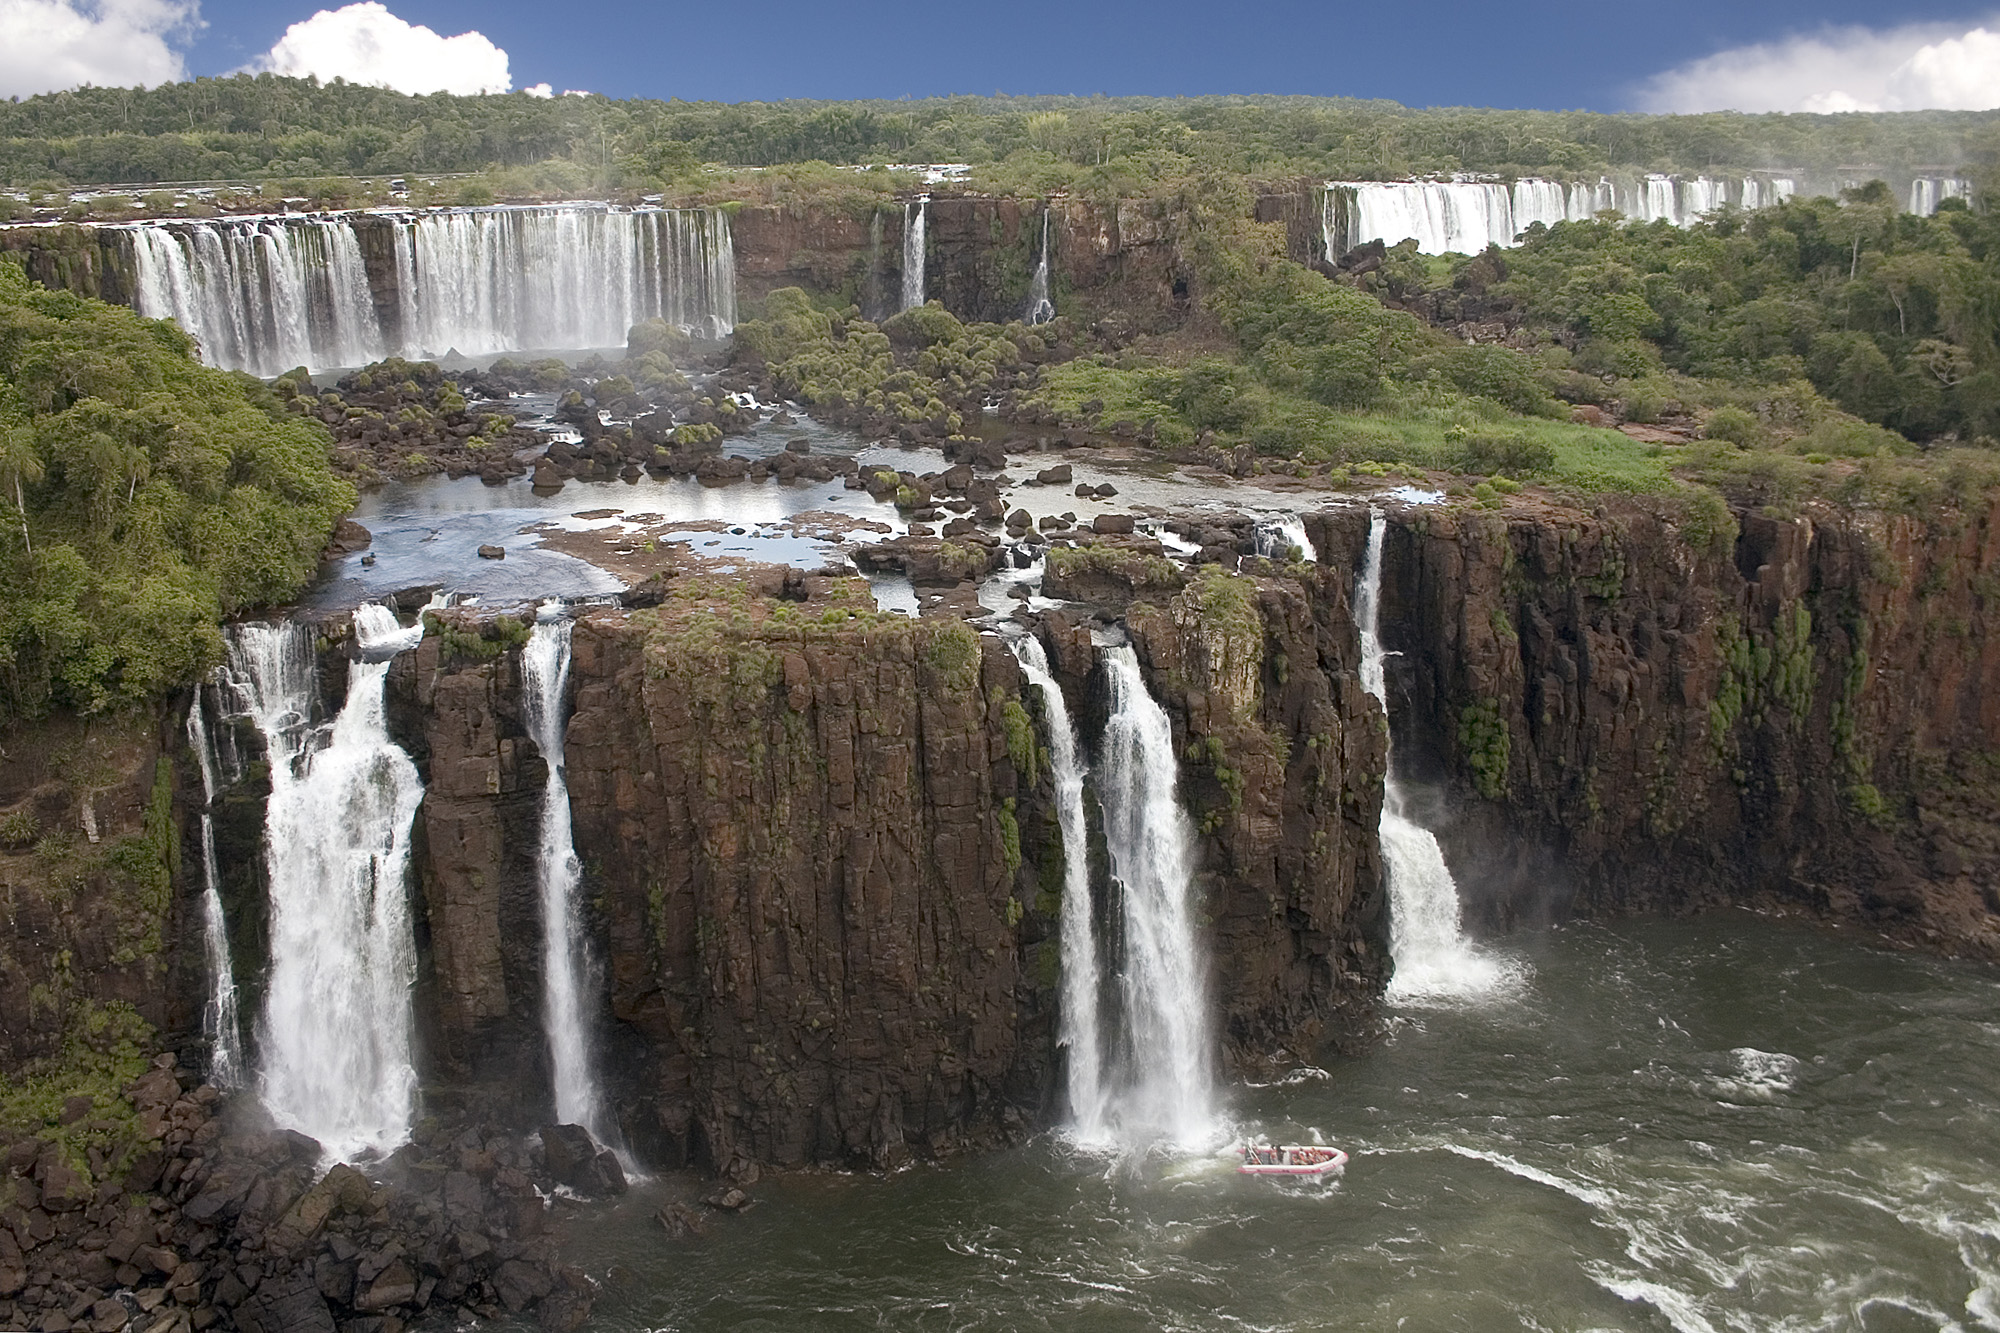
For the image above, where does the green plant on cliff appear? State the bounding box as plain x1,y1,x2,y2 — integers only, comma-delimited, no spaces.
998,798,1023,876
924,620,981,692
0,998,154,1187
423,611,530,663
1458,697,1511,799
0,263,351,723
998,692,1040,788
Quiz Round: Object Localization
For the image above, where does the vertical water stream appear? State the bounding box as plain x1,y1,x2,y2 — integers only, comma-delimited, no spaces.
1355,512,1523,1004
521,614,616,1147
1025,210,1055,325
184,693,244,1088
1098,645,1214,1145
901,197,928,311
230,605,427,1160
1010,637,1106,1141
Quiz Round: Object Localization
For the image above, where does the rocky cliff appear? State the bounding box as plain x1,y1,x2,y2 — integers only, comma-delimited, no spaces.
388,559,1387,1169
1344,495,2000,959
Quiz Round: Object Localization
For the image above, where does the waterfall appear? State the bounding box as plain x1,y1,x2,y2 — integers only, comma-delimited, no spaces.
1097,645,1214,1145
229,605,427,1161
864,209,886,321
184,691,244,1089
1025,209,1055,325
1355,513,1523,1005
1254,516,1316,564
521,612,617,1148
1010,637,1107,1141
395,205,736,358
122,204,737,374
127,217,378,377
1325,172,1957,255
901,196,928,311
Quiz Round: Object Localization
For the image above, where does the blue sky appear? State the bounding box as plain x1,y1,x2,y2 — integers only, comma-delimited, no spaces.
176,0,1996,107
3,0,1999,112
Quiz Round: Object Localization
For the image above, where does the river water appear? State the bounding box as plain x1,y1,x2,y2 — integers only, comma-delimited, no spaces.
532,916,2000,1332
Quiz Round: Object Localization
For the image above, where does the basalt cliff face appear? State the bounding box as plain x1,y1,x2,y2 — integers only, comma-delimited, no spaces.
1345,498,2000,959
380,562,1387,1170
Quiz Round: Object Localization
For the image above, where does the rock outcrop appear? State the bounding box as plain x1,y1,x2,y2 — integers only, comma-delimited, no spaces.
1351,495,2000,958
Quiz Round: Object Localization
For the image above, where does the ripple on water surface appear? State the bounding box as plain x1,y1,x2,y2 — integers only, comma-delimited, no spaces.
511,917,2000,1332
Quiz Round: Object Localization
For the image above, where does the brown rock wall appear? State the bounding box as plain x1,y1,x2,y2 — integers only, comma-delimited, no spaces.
1373,495,2000,957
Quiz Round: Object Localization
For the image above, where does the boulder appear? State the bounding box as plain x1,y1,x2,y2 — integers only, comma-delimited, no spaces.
477,544,506,560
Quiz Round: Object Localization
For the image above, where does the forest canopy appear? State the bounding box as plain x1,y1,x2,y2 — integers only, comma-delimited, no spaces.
1,76,1997,192
0,263,352,722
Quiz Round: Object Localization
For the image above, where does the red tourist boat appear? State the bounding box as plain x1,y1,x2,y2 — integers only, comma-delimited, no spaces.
1238,1143,1348,1178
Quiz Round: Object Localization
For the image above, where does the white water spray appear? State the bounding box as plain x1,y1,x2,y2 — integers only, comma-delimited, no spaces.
184,692,244,1089
1025,209,1055,325
1356,513,1524,1005
1255,516,1317,564
901,197,928,311
1097,645,1215,1146
230,606,426,1160
522,613,616,1147
1010,637,1107,1141
124,204,737,374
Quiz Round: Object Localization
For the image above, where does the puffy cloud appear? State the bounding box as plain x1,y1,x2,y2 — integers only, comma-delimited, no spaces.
1637,18,2000,113
0,0,200,97
523,81,553,98
258,2,510,96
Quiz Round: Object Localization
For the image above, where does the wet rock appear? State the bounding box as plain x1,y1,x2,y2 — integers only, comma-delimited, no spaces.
1035,464,1072,485
652,1201,705,1238
1092,514,1136,535
490,1259,553,1314
231,1271,335,1333
476,545,506,560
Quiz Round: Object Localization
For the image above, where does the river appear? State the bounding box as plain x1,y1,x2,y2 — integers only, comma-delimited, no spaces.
527,915,2000,1332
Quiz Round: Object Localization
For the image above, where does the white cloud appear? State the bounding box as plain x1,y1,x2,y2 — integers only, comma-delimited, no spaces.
0,0,200,97
1637,18,2000,113
523,81,552,98
258,2,510,96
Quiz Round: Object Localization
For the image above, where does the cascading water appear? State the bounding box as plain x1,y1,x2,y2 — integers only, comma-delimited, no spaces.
1354,512,1524,1005
1009,637,1106,1141
1025,209,1055,325
128,217,379,376
184,691,244,1089
122,204,737,374
521,612,617,1148
229,605,427,1160
395,205,736,357
1097,645,1214,1145
1254,516,1316,564
1324,171,1955,256
901,197,928,311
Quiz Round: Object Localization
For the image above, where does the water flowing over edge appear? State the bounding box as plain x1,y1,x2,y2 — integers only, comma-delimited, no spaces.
1025,209,1055,326
1325,173,1971,255
226,605,427,1161
901,197,928,312
184,692,244,1089
522,611,623,1157
123,203,737,375
1009,637,1107,1145
1097,644,1218,1148
1355,512,1527,1005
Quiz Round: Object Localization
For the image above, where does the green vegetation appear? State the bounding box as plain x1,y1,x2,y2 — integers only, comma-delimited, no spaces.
1,77,1995,198
0,998,155,1187
1388,187,2000,448
1458,698,1511,799
0,263,352,722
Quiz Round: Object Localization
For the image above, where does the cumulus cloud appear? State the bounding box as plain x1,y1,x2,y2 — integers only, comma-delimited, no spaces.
1637,18,2000,113
0,0,200,97
523,81,552,98
258,2,510,96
